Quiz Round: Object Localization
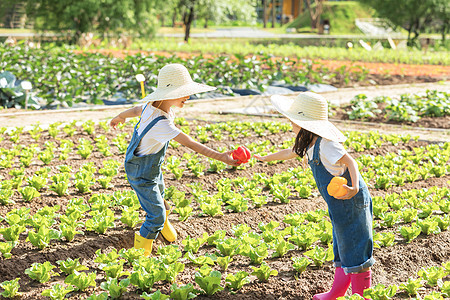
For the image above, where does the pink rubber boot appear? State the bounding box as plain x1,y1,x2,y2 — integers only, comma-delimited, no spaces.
313,267,351,300
350,270,371,299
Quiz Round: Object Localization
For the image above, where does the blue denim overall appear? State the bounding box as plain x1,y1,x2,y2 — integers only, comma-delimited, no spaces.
124,110,168,240
308,137,375,274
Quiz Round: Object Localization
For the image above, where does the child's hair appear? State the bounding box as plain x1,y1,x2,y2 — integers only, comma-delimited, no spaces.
293,128,318,158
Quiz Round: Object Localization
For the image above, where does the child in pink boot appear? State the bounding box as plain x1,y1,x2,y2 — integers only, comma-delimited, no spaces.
255,92,375,299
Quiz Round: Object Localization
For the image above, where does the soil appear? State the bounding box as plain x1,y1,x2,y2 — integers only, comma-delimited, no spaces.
0,119,449,299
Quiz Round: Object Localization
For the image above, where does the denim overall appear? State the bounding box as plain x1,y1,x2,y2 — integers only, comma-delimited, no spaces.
308,137,375,274
124,109,168,240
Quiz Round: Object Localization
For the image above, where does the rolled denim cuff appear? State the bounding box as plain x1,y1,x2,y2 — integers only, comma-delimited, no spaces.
140,228,159,240
334,261,342,268
343,257,376,274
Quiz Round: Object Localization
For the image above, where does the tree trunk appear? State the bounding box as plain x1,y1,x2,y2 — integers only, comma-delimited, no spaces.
305,0,324,30
184,3,195,43
204,15,208,28
271,0,275,28
172,8,177,27
263,0,267,28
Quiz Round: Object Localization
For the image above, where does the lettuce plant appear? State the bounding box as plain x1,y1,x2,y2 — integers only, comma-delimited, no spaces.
120,206,140,228
50,173,70,196
289,230,318,251
418,266,446,287
174,206,193,222
216,256,233,271
185,251,216,266
271,236,295,258
225,271,250,291
399,277,423,296
199,200,223,217
417,218,441,235
65,271,97,291
119,247,145,265
216,238,241,257
27,226,61,249
157,244,183,264
240,243,269,264
206,230,226,246
141,290,170,300
169,283,196,300
0,189,14,205
182,234,208,254
292,256,312,274
373,232,396,248
194,266,224,295
0,278,21,298
41,284,74,300
59,222,83,242
400,224,422,243
86,210,115,234
19,186,40,202
304,246,332,267
95,248,120,265
363,283,398,300
251,262,278,282
0,242,14,259
130,265,165,291
161,261,185,283
57,257,89,275
25,261,59,283
0,224,26,242
100,260,130,279
100,277,130,299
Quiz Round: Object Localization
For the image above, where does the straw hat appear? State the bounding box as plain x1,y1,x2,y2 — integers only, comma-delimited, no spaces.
270,92,346,142
142,64,216,102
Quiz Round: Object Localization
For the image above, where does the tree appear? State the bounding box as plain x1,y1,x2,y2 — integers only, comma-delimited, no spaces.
25,0,161,44
305,0,326,30
171,0,257,42
358,0,449,46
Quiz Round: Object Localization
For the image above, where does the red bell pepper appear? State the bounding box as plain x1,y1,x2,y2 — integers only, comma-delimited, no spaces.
232,146,251,164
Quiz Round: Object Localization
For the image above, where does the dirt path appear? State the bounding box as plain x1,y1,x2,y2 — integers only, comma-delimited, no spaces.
0,81,448,141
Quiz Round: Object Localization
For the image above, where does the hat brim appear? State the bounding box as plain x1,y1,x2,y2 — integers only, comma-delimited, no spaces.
270,94,346,142
141,82,216,102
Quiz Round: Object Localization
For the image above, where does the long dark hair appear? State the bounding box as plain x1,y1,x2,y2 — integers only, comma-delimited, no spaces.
293,128,318,158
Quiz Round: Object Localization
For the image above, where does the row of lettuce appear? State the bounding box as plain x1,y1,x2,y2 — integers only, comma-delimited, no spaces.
2,46,369,109
1,187,449,299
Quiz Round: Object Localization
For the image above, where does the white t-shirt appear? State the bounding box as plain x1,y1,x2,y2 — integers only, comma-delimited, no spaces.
307,138,347,176
135,104,181,156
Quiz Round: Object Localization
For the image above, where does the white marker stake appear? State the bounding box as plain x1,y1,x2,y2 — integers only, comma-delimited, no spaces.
21,81,32,109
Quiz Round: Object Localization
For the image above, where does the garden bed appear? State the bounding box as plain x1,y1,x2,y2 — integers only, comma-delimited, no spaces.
0,118,449,299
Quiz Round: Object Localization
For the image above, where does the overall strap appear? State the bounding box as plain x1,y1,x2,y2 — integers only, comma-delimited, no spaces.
134,102,151,129
312,137,322,165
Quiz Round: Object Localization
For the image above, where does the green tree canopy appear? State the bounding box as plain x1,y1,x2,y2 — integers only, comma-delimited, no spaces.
25,0,161,44
358,0,449,46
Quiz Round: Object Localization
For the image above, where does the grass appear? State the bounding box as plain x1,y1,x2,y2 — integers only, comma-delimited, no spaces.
288,1,376,34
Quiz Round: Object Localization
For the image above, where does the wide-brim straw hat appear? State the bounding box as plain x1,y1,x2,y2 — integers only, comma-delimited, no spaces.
270,92,346,142
142,63,216,102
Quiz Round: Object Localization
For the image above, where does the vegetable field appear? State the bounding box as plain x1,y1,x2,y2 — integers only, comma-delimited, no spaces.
0,105,449,299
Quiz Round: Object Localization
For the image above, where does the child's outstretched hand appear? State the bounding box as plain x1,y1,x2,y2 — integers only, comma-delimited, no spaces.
110,116,125,129
220,151,241,167
334,185,359,200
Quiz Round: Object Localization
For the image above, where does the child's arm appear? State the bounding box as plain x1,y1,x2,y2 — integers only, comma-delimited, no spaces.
173,132,240,166
335,153,359,200
110,106,143,129
254,149,298,162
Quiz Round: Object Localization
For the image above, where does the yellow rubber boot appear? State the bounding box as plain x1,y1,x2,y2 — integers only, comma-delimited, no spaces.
161,200,177,242
134,233,153,256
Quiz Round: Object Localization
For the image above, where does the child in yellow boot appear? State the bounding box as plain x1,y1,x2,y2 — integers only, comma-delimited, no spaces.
110,64,240,254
